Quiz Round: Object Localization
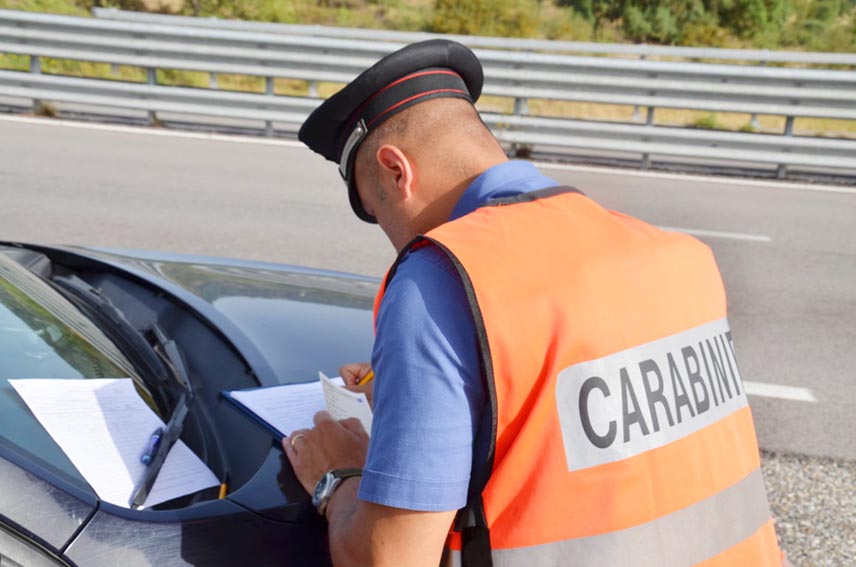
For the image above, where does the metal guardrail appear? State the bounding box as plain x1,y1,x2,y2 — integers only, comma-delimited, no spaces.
1,9,854,177
3,10,854,120
92,8,856,67
3,70,848,171
0,71,316,123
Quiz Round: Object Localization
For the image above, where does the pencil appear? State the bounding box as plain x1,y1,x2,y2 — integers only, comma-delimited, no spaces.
219,474,229,499
356,369,375,386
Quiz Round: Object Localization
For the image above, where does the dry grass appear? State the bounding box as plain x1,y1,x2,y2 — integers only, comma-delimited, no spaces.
140,0,183,13
488,97,856,138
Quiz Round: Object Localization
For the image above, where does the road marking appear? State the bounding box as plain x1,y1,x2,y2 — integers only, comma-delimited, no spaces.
658,226,773,243
536,161,856,195
743,381,817,402
0,114,306,148
1,114,854,195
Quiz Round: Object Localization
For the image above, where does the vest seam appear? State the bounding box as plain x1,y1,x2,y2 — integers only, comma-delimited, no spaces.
481,185,583,208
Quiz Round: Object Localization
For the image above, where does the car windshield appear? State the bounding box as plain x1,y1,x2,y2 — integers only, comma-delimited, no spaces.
0,253,140,485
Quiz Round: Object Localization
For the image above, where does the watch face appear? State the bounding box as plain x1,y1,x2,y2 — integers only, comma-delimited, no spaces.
312,469,361,513
313,472,334,507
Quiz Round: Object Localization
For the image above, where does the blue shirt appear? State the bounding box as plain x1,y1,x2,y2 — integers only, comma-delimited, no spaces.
358,161,558,511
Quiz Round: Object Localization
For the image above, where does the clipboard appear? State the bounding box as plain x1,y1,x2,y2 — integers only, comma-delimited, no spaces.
221,373,371,441
221,388,288,439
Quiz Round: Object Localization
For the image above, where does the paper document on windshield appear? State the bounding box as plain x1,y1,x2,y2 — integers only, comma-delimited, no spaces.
9,378,219,509
223,371,372,438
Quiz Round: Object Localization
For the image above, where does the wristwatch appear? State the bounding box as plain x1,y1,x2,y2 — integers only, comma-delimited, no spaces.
312,468,363,516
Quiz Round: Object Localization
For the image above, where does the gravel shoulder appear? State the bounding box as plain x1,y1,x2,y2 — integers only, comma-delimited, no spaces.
762,451,856,567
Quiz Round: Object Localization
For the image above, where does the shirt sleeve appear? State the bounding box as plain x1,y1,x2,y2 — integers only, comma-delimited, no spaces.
357,245,485,512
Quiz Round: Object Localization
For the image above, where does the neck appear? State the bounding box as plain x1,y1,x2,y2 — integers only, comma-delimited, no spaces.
414,147,508,232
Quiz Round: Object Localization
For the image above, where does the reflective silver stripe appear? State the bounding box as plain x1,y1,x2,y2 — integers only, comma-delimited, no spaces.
450,469,771,567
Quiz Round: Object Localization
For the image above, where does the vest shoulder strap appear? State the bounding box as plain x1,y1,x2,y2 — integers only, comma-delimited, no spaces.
388,185,585,567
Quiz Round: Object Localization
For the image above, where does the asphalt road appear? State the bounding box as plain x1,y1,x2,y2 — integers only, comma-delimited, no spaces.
2,115,855,565
3,114,853,459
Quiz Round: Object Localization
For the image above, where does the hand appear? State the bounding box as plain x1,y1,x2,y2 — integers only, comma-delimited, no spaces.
340,362,374,407
283,411,369,495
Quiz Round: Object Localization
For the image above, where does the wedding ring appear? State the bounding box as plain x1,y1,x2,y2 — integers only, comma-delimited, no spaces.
290,433,305,449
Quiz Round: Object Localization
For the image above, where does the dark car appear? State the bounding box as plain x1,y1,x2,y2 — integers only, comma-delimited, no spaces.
0,241,377,567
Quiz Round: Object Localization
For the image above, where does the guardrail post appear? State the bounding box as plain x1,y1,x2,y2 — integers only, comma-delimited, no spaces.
750,114,761,129
265,76,275,137
632,54,647,122
777,115,795,178
30,55,42,111
642,103,655,170
784,115,795,136
210,73,218,89
309,80,319,98
510,94,529,155
147,68,157,125
750,60,766,129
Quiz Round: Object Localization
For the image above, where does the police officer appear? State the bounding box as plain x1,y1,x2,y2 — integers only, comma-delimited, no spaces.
285,39,784,567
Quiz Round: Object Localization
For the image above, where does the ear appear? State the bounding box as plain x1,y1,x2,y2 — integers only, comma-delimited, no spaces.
375,145,414,200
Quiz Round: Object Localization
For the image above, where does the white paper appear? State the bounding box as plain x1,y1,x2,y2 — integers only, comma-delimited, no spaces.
229,377,342,437
319,371,373,433
9,378,219,509
228,374,372,437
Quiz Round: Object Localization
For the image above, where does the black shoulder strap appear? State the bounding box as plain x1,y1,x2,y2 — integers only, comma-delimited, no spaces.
455,494,493,567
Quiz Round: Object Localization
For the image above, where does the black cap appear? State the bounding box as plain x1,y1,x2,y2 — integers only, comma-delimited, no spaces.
298,39,484,223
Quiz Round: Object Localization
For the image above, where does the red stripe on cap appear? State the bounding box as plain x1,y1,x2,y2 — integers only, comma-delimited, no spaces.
366,88,468,129
342,69,463,140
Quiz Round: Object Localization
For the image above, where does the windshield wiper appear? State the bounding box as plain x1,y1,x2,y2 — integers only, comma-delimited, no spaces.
148,325,191,389
51,275,170,389
129,325,196,509
129,390,193,509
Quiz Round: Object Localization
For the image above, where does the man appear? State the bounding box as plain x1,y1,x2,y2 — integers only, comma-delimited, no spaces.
286,39,784,567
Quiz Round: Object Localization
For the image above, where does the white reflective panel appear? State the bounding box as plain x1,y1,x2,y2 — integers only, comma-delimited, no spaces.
555,318,748,472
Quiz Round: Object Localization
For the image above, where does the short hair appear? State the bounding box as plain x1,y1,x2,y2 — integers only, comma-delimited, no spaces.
353,98,497,188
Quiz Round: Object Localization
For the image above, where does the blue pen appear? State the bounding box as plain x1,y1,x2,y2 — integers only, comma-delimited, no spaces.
140,427,164,465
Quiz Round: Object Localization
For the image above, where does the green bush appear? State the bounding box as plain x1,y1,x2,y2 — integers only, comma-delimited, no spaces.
538,4,595,40
191,0,297,22
622,5,652,40
621,4,681,43
431,0,540,37
679,21,731,47
97,0,147,11
552,0,855,50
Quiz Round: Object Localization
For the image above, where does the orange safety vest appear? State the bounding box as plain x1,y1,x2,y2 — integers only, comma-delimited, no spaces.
374,187,781,567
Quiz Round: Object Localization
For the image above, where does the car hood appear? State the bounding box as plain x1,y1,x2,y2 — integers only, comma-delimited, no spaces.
58,247,379,386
